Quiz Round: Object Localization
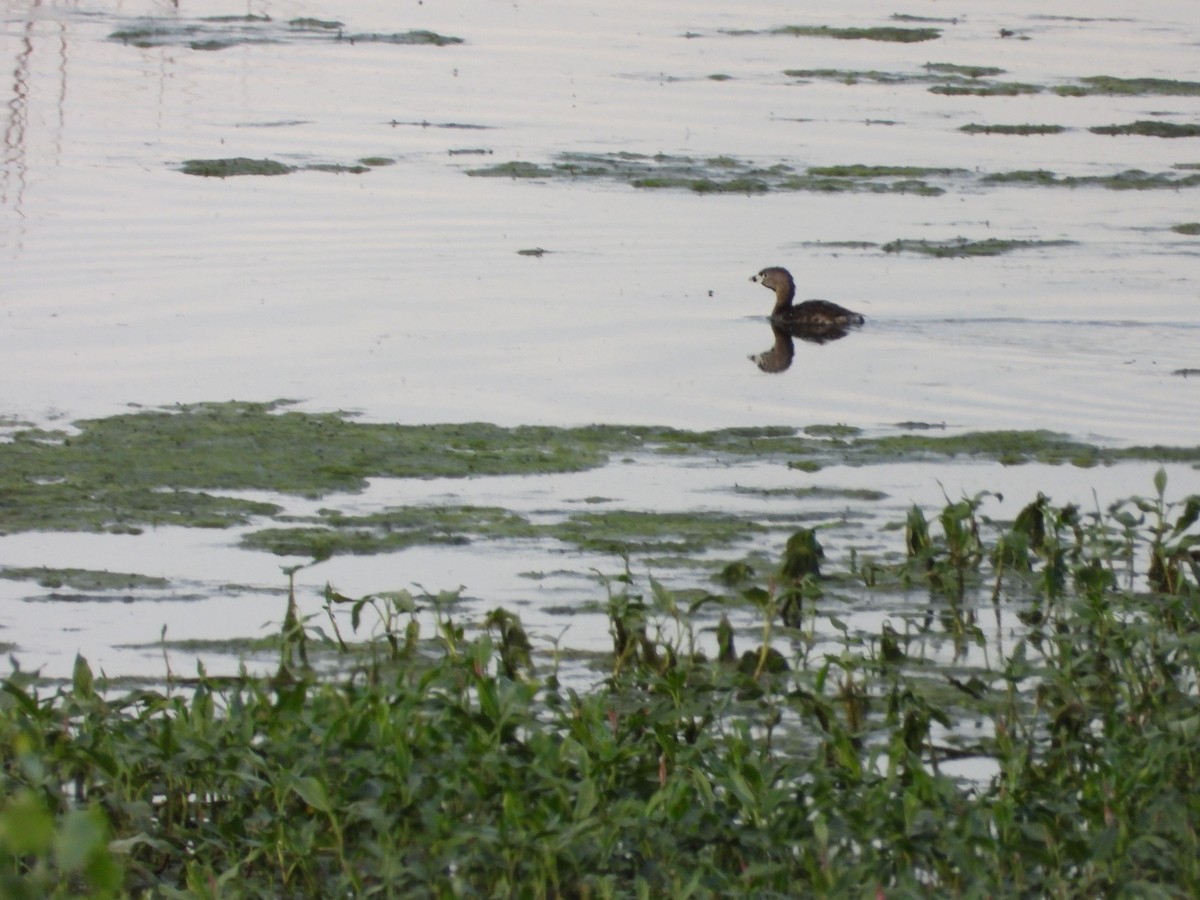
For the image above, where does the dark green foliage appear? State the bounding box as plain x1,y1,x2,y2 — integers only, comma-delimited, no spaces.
983,168,1200,189
1054,76,1200,96
882,237,1074,257
180,158,395,177
468,151,947,195
767,25,941,43
2,477,1200,894
1090,121,1200,138
111,15,462,50
930,81,1042,96
960,123,1066,135
180,157,294,177
5,403,1199,540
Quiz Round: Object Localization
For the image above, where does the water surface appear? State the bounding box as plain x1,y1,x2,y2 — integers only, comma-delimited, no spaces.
2,0,1199,678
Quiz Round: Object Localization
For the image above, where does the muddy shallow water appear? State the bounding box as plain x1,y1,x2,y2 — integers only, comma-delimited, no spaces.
2,0,1199,679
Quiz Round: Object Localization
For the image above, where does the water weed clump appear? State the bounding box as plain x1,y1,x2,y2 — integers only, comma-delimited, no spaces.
111,15,464,51
467,151,949,195
2,475,1198,895
881,237,1075,257
180,157,400,177
1090,121,1200,138
5,403,1199,538
960,123,1066,135
723,24,941,43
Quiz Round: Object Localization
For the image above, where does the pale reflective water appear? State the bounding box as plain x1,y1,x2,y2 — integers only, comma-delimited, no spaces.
2,0,1199,679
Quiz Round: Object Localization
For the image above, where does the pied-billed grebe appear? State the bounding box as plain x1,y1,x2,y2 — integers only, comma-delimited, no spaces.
751,266,865,329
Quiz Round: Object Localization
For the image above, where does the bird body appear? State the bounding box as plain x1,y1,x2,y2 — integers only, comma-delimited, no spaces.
751,266,865,328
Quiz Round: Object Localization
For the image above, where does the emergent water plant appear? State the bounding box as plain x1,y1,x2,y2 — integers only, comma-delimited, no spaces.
2,474,1198,895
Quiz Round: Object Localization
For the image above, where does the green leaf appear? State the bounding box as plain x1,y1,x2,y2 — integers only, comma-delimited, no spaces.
73,653,94,699
0,791,55,855
54,806,108,871
292,776,332,814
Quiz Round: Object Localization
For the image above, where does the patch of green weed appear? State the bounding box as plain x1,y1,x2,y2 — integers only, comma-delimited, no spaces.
288,18,343,30
344,31,464,46
180,157,294,177
768,25,940,42
930,81,1042,96
925,62,1004,78
0,567,170,591
983,168,1200,189
1090,121,1200,138
960,123,1066,135
470,152,947,195
1055,76,1200,96
882,237,1074,257
242,506,538,558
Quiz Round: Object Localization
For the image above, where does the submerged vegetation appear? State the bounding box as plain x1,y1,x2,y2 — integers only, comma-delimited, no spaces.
180,157,394,177
882,237,1075,258
960,123,1067,135
725,24,941,43
110,15,464,50
466,150,1200,194
467,152,948,195
786,66,1200,102
1089,121,1200,138
2,473,1199,895
4,402,1200,538
2,402,1199,540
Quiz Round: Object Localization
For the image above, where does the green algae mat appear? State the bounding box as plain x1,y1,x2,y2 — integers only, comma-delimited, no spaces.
2,401,1198,541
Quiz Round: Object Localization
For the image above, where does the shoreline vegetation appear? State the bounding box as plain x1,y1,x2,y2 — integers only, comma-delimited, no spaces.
2,469,1198,894
1,403,1198,894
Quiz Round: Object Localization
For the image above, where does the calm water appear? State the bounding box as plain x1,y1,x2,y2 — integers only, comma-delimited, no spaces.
2,0,1199,677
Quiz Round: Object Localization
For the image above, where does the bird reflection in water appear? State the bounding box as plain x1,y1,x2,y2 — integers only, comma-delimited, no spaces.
749,321,856,373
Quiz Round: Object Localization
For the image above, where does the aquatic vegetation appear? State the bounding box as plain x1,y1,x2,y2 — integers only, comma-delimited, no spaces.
468,150,1200,196
882,237,1074,257
303,163,371,174
746,24,941,43
110,16,463,50
242,506,768,561
785,64,1002,86
960,123,1066,135
1054,75,1200,96
925,63,1005,78
180,157,396,177
468,152,947,195
180,157,294,177
784,67,1200,103
1090,121,1200,138
1172,223,1200,235
241,505,540,558
288,18,343,31
785,68,927,85
808,164,960,178
983,168,1200,190
346,31,464,46
0,567,169,591
2,475,1199,895
3,403,1199,538
930,81,1042,96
